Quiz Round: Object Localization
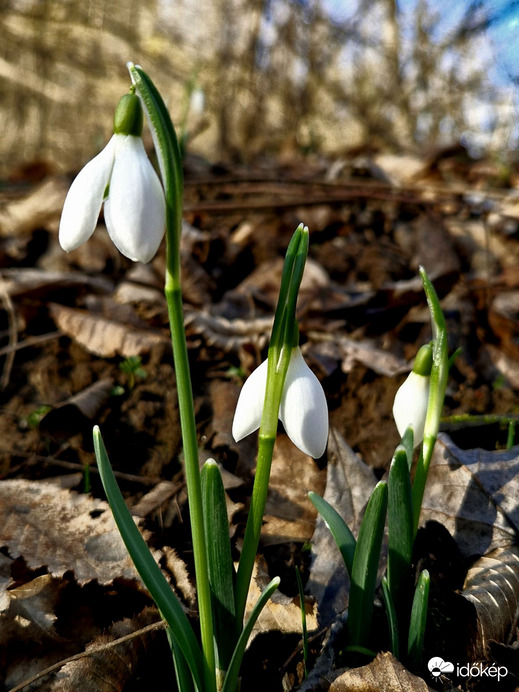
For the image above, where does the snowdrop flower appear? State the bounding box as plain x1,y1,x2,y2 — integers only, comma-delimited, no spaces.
232,347,328,458
59,93,166,263
393,343,433,447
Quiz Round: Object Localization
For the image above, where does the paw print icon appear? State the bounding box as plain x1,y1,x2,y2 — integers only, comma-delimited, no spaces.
428,657,454,679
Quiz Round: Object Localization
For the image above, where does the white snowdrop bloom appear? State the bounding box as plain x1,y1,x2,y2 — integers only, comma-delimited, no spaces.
232,347,329,458
59,94,165,263
392,370,430,447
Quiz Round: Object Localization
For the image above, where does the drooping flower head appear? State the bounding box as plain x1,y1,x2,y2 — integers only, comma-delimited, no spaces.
59,91,166,263
393,343,433,447
232,346,328,459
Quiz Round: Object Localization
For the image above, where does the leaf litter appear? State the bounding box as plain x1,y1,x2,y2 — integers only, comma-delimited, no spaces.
0,151,519,689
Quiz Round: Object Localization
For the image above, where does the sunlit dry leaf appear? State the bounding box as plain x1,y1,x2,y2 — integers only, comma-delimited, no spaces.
488,291,519,360
421,434,519,557
262,434,327,545
39,378,113,440
462,545,519,654
0,177,67,236
129,481,178,518
0,479,140,584
49,303,169,358
245,557,317,644
162,546,197,610
328,652,430,692
338,337,409,377
0,552,13,612
44,608,163,692
0,574,65,646
307,427,378,624
483,344,519,389
1,268,113,298
369,153,426,187
184,307,271,352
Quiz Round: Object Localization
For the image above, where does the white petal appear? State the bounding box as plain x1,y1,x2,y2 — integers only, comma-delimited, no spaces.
59,137,116,251
279,348,329,458
392,371,429,446
232,358,269,442
104,135,166,263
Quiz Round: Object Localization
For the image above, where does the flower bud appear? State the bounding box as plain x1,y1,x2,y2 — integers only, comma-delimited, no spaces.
393,344,432,447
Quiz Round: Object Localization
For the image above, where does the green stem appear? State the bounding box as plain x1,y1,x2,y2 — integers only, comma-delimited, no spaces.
129,63,215,692
166,285,216,692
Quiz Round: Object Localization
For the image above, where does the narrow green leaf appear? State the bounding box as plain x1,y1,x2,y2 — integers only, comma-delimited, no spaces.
308,491,356,576
201,459,237,673
407,569,430,668
93,426,203,690
222,577,280,692
295,566,308,678
381,577,399,659
167,627,196,692
348,481,388,649
387,446,413,618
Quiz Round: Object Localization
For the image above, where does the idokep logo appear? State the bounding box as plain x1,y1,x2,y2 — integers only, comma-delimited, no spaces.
427,656,509,683
428,657,454,679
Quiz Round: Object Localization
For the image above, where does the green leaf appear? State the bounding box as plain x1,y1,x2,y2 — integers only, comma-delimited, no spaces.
348,481,388,649
201,460,237,673
407,569,430,668
221,577,280,692
295,566,308,678
381,577,399,659
93,426,203,690
387,446,413,617
308,491,356,576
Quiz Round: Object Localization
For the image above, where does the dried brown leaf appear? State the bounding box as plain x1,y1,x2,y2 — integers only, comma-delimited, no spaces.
49,303,169,358
0,479,139,584
420,433,519,557
0,574,65,646
462,545,519,653
329,652,431,692
1,268,113,298
0,177,67,236
245,557,317,643
41,609,163,692
39,378,113,440
262,434,327,545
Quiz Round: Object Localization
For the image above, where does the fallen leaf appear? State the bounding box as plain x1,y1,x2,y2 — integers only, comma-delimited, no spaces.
328,651,430,691
262,434,327,545
245,556,317,643
49,303,169,358
39,378,113,440
40,608,164,692
0,177,67,236
462,545,519,654
420,434,519,557
0,479,140,584
0,574,65,645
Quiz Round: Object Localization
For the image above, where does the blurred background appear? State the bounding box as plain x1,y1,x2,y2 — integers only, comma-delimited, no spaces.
1,0,518,180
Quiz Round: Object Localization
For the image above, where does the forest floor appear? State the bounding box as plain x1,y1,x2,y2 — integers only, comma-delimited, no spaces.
0,146,518,691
